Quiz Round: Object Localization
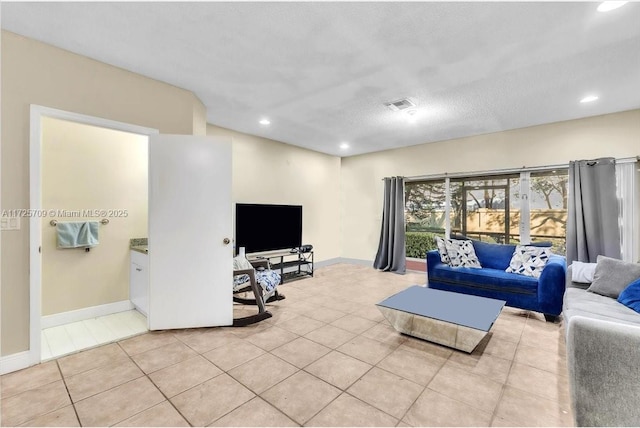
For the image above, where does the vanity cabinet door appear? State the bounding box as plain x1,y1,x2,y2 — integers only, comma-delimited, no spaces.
130,252,149,316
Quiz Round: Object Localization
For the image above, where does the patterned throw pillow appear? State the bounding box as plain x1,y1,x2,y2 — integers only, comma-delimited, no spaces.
256,270,281,293
506,245,551,278
233,255,254,290
233,255,254,271
445,239,482,268
435,237,451,264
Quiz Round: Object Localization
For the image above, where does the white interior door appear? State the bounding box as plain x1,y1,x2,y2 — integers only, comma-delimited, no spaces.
148,135,232,330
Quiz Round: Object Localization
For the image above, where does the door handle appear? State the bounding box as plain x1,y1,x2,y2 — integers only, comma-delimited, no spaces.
223,238,231,245
136,267,142,272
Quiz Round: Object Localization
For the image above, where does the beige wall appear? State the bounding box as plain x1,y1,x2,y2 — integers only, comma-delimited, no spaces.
207,125,342,263
342,110,640,260
41,117,148,315
193,99,208,136
1,31,206,355
2,29,638,360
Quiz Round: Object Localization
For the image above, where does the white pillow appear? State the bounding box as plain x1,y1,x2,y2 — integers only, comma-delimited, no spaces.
445,239,481,268
233,255,253,271
571,261,597,283
435,237,451,265
506,245,551,278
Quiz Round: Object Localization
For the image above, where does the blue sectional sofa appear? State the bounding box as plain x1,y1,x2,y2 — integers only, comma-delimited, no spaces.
426,240,567,321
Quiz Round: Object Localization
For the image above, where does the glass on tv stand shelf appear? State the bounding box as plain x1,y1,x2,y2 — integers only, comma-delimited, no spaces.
247,249,314,283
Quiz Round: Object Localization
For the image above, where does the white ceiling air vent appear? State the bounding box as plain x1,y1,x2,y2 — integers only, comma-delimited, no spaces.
384,98,416,112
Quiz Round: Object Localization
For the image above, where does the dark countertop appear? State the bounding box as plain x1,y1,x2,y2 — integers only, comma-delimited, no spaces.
131,245,148,254
130,238,148,254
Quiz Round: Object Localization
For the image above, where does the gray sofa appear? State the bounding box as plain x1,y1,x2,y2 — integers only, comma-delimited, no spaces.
563,266,640,426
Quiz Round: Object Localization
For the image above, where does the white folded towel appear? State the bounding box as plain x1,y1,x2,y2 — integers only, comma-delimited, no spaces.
571,261,597,283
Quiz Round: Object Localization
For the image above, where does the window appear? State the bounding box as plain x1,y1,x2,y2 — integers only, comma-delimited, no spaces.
405,180,446,257
529,171,568,254
450,175,520,244
405,169,569,260
616,161,639,263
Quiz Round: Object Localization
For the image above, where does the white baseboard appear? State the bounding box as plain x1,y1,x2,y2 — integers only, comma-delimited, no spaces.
41,300,134,329
315,257,373,268
0,351,31,375
336,257,374,266
314,257,341,268
318,258,426,275
334,257,424,275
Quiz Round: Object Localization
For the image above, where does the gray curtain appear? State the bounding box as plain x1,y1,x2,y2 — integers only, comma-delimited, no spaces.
373,177,406,274
566,157,621,263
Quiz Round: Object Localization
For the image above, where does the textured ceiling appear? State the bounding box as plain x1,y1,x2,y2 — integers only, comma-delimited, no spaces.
2,2,640,157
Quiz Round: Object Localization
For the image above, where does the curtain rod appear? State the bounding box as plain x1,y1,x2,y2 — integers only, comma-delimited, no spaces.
617,156,640,164
397,156,639,183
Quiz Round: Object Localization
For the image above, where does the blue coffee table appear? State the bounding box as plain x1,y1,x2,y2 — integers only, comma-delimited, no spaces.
376,286,505,353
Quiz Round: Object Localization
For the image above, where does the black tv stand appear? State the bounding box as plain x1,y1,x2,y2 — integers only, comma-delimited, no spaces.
248,249,314,283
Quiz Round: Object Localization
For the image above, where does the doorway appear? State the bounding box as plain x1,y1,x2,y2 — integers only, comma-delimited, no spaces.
30,105,159,365
39,116,152,360
29,105,234,369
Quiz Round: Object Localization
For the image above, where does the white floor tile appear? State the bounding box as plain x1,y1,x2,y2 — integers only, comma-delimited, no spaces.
83,317,118,344
116,310,148,334
130,309,148,324
41,309,148,360
99,312,138,338
64,321,99,350
41,331,53,361
112,310,136,324
43,325,76,358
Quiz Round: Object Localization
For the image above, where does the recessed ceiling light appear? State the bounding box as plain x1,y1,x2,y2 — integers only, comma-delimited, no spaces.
597,1,628,12
406,109,418,124
339,142,349,150
580,95,599,103
259,118,271,125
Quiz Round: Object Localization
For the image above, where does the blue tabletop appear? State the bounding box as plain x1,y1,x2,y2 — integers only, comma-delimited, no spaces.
376,286,505,332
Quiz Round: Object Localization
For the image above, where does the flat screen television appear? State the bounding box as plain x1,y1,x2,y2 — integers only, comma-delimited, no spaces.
235,203,302,254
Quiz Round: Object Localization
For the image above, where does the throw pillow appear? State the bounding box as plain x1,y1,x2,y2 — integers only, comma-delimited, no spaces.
587,256,640,299
506,245,551,278
445,239,482,268
471,240,516,271
233,254,254,271
256,270,281,293
233,255,254,289
435,237,451,264
571,261,597,283
618,278,640,313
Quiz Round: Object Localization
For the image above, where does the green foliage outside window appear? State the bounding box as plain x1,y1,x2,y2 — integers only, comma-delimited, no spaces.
405,170,569,257
406,232,439,258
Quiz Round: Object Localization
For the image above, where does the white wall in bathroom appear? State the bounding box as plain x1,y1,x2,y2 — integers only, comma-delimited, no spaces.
41,117,148,316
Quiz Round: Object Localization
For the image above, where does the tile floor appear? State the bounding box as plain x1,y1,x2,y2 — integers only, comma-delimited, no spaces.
41,310,148,360
1,264,573,427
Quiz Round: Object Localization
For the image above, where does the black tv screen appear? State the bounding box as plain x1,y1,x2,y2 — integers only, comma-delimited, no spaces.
235,204,302,254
